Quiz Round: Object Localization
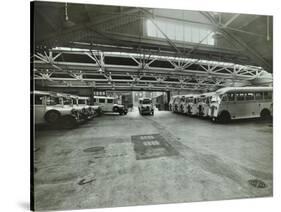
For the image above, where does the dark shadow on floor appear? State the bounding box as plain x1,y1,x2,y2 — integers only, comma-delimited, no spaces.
215,118,273,126
35,118,94,132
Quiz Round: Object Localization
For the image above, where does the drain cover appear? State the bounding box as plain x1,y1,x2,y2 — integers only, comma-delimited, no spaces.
248,179,267,188
131,134,178,160
83,146,105,153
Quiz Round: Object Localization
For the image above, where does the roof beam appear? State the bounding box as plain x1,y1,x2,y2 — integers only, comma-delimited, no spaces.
33,49,271,83
35,8,58,32
37,7,141,43
238,15,259,29
222,14,240,28
199,11,271,70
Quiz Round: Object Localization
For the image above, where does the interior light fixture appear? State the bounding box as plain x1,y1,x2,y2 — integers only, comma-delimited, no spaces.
63,2,75,28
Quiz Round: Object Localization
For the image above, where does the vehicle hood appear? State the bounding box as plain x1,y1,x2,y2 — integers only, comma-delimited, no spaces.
114,104,124,107
46,105,73,111
91,105,101,109
141,104,152,107
74,105,90,109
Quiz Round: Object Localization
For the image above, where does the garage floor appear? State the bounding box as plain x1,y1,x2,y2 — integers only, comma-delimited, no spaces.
33,107,273,211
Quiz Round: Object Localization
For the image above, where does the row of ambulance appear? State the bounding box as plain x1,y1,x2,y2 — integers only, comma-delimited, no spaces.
32,91,128,129
169,92,215,118
34,91,103,129
34,90,129,129
168,86,273,122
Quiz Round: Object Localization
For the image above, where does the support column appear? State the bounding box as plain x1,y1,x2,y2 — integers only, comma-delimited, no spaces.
166,90,171,111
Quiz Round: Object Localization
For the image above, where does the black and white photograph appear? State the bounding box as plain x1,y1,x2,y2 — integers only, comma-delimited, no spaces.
30,0,274,211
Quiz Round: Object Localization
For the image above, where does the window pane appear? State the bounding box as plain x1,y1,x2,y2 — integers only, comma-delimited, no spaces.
166,22,175,40
264,92,272,100
199,29,207,44
206,97,209,104
99,98,105,103
46,96,60,105
146,19,214,45
236,93,245,101
146,20,157,37
227,93,235,101
255,92,263,100
35,95,44,105
207,32,215,45
192,27,199,43
184,27,191,42
64,98,72,105
245,92,254,100
143,99,152,104
221,94,227,102
175,24,184,41
107,99,113,103
157,21,165,38
78,99,85,104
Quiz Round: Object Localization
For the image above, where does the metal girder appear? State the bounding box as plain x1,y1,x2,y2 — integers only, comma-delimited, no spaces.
33,56,264,80
222,14,240,27
223,26,265,38
222,30,271,70
199,11,272,70
32,48,272,91
35,80,218,92
36,26,251,65
238,15,260,29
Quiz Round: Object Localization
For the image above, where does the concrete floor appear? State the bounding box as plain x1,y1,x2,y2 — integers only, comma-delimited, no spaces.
34,107,273,211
